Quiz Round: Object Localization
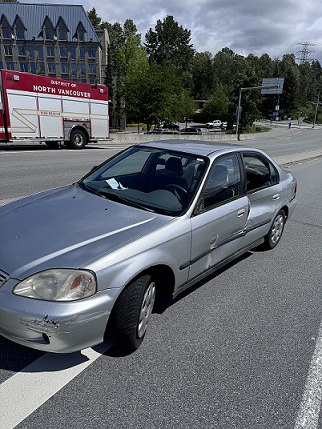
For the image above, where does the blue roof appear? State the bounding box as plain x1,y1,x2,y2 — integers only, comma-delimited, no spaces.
0,3,100,43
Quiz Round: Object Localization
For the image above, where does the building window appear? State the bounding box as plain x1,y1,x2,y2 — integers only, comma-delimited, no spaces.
47,46,54,58
29,46,34,58
78,31,85,42
70,47,76,60
18,46,26,56
81,79,87,83
80,64,86,75
2,28,11,39
72,63,77,75
89,64,96,75
45,29,53,40
0,62,3,70
4,46,13,56
80,47,85,59
30,62,36,74
61,63,69,74
7,62,14,70
48,63,56,74
38,46,44,59
60,47,67,58
59,30,67,41
20,63,28,72
16,28,25,40
88,48,96,58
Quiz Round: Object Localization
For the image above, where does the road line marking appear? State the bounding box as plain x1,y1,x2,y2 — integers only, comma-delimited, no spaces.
294,325,322,428
0,340,112,429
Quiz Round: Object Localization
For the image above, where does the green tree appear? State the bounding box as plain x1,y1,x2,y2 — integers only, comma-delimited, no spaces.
100,20,140,124
202,84,231,121
191,51,214,99
123,61,182,129
233,71,262,129
213,48,246,87
144,16,194,73
276,54,300,116
180,90,199,126
87,8,101,30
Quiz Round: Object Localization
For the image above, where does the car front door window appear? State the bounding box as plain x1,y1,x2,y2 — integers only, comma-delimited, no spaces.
203,155,242,209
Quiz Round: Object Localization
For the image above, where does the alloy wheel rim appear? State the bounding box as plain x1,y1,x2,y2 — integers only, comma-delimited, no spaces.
137,282,156,338
270,214,284,244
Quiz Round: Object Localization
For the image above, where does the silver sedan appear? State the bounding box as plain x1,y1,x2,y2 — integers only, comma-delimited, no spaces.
0,141,297,353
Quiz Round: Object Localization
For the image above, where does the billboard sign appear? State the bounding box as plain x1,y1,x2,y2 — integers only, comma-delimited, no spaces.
261,78,284,94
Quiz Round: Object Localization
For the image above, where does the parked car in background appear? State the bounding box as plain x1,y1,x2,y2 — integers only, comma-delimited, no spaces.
146,128,178,134
163,123,180,130
206,120,223,129
0,141,297,354
180,127,202,134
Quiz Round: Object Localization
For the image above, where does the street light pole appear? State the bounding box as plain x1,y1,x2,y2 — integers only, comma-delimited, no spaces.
313,90,320,128
235,85,279,141
236,88,242,141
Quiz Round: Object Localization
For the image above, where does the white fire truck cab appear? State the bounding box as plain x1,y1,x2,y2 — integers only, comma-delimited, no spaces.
0,69,109,149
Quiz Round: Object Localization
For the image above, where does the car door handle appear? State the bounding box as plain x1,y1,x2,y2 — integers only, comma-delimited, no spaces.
237,209,245,217
272,194,280,201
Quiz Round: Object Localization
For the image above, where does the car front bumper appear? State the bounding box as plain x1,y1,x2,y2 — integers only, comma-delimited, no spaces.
0,279,119,353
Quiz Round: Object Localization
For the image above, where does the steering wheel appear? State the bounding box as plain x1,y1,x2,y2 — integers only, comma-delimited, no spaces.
165,184,189,201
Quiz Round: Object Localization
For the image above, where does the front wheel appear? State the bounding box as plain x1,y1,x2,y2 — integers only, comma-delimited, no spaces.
263,210,286,249
111,274,156,352
69,129,87,149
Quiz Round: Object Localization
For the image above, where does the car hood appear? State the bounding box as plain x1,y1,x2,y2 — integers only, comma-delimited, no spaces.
0,185,172,280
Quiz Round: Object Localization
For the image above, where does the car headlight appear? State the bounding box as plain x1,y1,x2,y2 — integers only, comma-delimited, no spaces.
13,269,97,302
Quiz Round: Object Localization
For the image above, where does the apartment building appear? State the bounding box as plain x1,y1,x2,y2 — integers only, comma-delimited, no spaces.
0,3,109,84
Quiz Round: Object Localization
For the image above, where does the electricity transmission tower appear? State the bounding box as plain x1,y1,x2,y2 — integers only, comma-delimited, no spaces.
296,42,315,63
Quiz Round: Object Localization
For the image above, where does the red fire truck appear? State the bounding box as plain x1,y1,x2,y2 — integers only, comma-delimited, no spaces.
0,69,109,149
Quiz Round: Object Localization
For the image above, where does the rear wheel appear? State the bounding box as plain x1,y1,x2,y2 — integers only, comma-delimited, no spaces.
264,210,285,249
69,129,87,149
111,274,156,352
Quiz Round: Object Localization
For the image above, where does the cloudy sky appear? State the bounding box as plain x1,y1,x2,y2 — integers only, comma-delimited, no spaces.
22,0,322,62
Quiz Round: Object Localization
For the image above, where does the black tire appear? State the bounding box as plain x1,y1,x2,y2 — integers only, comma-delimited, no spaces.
263,209,286,250
111,274,156,352
69,129,87,149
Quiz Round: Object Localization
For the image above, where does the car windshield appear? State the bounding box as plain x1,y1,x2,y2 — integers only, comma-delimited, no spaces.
79,146,208,216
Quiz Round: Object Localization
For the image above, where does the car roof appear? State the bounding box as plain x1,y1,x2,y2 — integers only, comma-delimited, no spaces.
139,140,250,157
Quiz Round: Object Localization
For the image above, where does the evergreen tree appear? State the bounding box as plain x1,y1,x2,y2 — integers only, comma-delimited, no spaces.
144,16,194,73
87,8,101,30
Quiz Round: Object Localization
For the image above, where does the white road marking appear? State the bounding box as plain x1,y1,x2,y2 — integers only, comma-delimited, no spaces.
294,324,322,428
0,340,112,429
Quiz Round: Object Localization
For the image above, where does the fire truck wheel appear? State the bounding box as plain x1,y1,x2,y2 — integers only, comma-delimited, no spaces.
69,129,87,149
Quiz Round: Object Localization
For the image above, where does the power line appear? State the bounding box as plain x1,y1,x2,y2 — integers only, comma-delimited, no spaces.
296,42,316,63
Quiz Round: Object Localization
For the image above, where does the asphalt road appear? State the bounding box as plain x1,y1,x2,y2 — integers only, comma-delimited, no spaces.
0,129,322,428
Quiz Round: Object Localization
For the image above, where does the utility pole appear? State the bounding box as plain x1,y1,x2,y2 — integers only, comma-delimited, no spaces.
313,90,320,128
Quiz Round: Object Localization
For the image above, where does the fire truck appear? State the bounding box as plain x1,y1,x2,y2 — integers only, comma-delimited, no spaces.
0,69,109,149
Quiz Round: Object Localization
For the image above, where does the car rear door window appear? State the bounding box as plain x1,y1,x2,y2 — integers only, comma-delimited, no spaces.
243,154,279,192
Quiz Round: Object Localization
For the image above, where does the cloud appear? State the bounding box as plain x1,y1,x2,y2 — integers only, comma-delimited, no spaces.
23,0,322,62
